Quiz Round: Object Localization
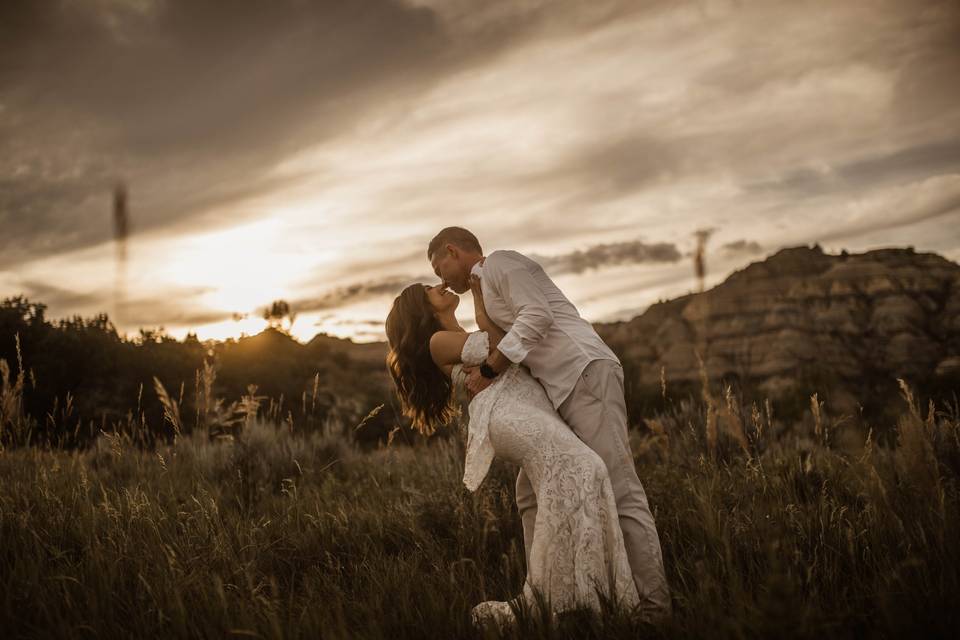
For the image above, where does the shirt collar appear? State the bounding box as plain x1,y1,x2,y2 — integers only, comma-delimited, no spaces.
470,259,484,277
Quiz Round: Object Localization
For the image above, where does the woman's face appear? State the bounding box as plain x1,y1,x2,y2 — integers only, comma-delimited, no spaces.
425,283,459,314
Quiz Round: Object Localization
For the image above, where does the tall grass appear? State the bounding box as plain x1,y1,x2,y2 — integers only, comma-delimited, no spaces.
0,334,34,448
1,345,959,638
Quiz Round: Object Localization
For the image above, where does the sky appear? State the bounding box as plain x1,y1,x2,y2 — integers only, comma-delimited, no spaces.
2,0,959,343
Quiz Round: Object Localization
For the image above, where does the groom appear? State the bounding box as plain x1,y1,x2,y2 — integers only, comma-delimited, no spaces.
427,226,672,622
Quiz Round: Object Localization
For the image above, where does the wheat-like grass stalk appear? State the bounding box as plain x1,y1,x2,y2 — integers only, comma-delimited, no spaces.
641,416,670,459
153,376,182,439
696,350,718,460
235,384,267,436
764,398,774,438
202,359,216,428
750,402,762,442
811,393,827,447
0,333,33,448
894,378,940,498
354,404,384,432
194,368,201,430
0,359,19,447
722,384,751,456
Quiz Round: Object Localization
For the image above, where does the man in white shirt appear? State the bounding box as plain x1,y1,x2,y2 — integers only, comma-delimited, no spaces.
427,226,672,622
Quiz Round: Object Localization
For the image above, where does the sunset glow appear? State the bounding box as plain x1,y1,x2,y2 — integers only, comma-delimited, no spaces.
2,0,958,344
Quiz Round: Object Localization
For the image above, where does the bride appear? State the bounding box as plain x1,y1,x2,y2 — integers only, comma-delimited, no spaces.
385,274,640,629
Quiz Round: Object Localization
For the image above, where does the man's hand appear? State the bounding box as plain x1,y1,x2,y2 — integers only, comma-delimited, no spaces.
464,366,495,397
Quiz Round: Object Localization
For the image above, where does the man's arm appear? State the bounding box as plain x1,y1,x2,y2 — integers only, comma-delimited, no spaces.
484,261,554,373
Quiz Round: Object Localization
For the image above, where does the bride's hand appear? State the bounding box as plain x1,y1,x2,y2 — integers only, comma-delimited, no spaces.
470,273,483,301
462,365,480,399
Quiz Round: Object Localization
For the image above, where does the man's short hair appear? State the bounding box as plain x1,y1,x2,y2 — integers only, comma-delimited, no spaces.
427,227,482,260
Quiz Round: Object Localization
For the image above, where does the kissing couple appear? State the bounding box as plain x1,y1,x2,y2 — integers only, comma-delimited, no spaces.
385,227,672,629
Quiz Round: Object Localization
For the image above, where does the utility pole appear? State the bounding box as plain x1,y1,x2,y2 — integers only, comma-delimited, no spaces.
112,181,129,338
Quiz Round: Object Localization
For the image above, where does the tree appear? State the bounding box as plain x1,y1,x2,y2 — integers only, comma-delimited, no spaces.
262,300,297,333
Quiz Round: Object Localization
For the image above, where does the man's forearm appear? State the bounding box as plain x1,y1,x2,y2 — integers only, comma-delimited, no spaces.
485,348,512,374
495,315,551,365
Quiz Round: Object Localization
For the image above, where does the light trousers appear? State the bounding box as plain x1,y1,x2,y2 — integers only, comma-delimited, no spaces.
515,358,672,619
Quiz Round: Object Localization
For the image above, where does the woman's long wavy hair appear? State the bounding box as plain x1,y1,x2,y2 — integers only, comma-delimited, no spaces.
385,284,458,435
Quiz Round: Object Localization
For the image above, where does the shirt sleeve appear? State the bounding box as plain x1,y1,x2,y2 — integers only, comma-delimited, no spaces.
489,260,555,363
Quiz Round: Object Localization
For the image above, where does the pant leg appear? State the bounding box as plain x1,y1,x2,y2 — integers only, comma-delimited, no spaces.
515,467,538,569
558,359,672,619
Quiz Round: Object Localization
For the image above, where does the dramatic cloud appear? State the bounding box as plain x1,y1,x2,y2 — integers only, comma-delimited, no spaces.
531,240,682,275
292,238,681,313
744,140,960,196
14,281,104,312
2,0,958,342
0,0,449,266
292,275,433,313
10,277,229,329
0,0,661,268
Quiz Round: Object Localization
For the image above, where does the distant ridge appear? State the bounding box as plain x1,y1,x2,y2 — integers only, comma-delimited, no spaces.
594,245,960,409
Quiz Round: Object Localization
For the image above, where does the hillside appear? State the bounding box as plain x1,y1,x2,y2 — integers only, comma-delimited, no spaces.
594,245,960,413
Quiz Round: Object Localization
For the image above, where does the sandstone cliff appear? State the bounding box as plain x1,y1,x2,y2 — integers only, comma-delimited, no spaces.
594,245,960,405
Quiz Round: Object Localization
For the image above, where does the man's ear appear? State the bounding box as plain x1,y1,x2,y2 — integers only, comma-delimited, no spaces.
446,243,459,259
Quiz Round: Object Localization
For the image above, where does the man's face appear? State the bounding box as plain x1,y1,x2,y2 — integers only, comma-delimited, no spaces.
430,245,469,294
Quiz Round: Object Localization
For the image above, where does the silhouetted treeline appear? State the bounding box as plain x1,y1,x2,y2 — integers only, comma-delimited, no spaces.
0,296,400,449
4,293,956,452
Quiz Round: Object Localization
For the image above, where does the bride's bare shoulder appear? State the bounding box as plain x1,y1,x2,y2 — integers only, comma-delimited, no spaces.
429,330,470,367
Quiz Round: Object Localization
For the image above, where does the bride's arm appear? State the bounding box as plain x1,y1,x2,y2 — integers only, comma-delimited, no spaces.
429,330,469,377
470,274,505,354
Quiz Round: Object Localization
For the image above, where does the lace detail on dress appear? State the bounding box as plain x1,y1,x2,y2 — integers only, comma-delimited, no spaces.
460,345,641,626
451,331,522,492
461,329,489,366
447,332,640,626
451,330,488,390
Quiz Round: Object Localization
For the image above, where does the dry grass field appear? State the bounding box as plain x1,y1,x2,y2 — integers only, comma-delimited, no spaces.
1,343,959,639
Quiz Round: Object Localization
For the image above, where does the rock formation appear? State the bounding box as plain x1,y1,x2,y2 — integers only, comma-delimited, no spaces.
594,245,960,406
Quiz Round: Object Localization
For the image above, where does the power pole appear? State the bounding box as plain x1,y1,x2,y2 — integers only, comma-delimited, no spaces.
112,181,129,338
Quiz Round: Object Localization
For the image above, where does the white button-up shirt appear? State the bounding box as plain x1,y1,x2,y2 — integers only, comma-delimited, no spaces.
471,249,620,409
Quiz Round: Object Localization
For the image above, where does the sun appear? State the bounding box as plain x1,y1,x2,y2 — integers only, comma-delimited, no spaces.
148,218,308,317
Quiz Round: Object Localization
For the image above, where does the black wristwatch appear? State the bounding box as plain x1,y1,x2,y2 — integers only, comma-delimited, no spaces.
479,361,498,379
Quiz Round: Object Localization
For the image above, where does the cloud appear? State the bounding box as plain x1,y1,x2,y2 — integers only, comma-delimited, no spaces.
0,0,668,270
316,318,386,328
13,278,228,328
118,303,232,328
292,274,433,312
0,0,446,152
813,174,960,244
15,280,104,311
509,133,684,209
3,0,960,341
720,240,764,257
0,0,452,265
532,239,682,276
744,139,960,196
293,237,682,313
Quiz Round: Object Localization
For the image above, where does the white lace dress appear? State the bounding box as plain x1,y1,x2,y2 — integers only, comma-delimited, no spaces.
451,331,640,628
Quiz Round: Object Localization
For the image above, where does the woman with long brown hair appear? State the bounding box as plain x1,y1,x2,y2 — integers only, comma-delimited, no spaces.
385,274,641,630
384,281,462,434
